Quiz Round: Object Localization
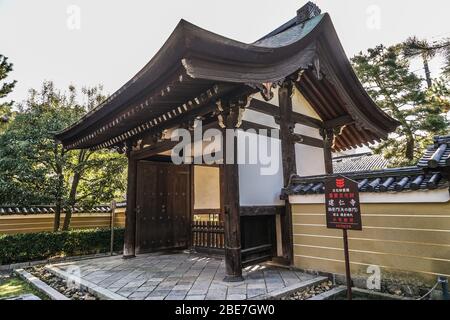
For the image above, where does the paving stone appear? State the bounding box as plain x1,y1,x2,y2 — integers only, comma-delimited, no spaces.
129,291,150,299
145,296,166,300
165,295,186,300
116,289,135,298
247,288,266,298
247,283,266,290
226,294,246,300
185,294,206,300
136,285,156,292
205,289,227,300
148,289,171,298
228,287,247,295
188,288,209,295
46,252,323,301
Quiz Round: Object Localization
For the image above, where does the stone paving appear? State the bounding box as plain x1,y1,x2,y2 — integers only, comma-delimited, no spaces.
47,251,318,300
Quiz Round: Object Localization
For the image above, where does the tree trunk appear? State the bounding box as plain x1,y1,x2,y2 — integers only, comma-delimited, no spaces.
54,201,61,232
405,134,415,161
53,146,65,232
62,150,85,231
422,54,432,89
62,171,81,231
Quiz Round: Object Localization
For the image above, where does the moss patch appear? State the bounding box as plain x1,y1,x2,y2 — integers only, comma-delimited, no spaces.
0,275,49,300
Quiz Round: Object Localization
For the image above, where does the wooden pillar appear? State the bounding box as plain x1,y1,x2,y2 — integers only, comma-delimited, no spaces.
278,80,295,265
221,101,243,282
123,151,137,258
322,128,334,175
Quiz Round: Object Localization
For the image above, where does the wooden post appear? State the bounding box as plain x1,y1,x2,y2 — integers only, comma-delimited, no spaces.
278,80,296,265
343,228,353,300
322,128,353,300
221,101,243,282
123,152,137,258
110,200,116,256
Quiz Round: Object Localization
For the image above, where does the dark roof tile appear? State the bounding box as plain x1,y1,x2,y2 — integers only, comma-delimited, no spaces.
333,153,390,173
417,135,450,169
284,168,448,196
0,205,113,216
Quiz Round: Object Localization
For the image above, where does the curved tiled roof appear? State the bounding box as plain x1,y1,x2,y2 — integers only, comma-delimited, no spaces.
333,153,390,173
0,205,111,216
286,134,450,196
55,2,399,152
283,167,447,196
418,135,450,169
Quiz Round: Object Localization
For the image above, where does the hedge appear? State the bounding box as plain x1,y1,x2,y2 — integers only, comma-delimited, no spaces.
0,228,124,265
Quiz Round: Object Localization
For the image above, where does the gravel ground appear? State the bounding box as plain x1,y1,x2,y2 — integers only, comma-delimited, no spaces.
281,280,334,300
28,266,98,300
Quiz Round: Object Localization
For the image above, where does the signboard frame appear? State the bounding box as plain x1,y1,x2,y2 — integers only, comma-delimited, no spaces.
324,175,363,300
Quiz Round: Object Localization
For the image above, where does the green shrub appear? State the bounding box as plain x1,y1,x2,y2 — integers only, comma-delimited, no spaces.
0,228,124,265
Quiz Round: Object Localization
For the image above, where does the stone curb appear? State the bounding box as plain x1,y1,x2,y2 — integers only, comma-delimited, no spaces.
45,265,128,300
249,276,329,300
14,268,70,300
0,252,123,271
307,286,347,300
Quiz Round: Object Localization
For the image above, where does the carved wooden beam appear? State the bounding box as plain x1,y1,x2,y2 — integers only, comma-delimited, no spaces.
324,115,354,129
248,99,323,129
130,139,179,160
292,133,323,148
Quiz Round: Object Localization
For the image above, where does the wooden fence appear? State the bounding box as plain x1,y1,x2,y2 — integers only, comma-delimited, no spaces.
0,208,125,234
191,220,225,253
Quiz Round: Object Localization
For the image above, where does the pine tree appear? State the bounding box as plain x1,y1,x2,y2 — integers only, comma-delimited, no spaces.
352,45,449,166
0,54,17,131
402,36,450,86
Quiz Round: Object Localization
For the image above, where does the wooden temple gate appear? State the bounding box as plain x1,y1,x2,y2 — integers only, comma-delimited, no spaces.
55,3,399,281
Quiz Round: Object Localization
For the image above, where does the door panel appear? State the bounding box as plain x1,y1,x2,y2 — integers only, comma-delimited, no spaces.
136,161,190,253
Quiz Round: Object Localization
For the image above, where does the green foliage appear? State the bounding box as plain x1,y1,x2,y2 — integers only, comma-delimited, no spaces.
351,44,449,166
0,228,124,265
0,81,127,215
0,276,49,299
403,36,450,76
0,54,17,131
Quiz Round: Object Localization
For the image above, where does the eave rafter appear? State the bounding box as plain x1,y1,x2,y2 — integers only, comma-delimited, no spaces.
90,83,227,151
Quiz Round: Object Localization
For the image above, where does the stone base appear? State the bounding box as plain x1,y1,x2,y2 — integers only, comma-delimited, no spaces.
271,256,291,266
223,274,244,282
122,254,136,260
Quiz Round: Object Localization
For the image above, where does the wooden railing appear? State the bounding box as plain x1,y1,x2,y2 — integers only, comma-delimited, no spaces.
192,221,225,253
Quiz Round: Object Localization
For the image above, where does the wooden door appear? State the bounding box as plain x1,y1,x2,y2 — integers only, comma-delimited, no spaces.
135,161,190,253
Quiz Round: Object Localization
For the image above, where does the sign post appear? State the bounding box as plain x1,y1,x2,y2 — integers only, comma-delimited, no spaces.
324,175,362,300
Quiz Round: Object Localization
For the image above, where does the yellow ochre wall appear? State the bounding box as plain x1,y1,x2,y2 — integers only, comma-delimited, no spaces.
0,208,126,234
292,202,450,284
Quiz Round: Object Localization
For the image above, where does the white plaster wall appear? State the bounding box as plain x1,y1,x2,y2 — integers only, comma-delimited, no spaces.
295,144,325,176
294,123,322,140
237,130,285,206
291,86,321,119
289,188,450,204
242,109,279,129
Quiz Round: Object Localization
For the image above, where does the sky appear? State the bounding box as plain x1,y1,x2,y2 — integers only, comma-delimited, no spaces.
1,0,449,104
